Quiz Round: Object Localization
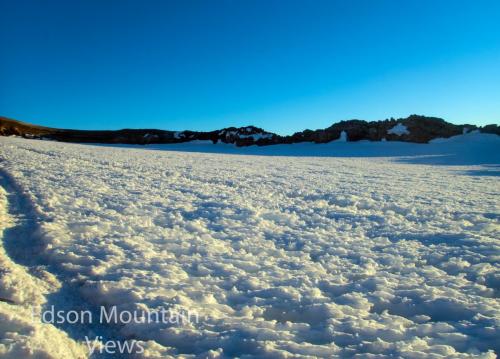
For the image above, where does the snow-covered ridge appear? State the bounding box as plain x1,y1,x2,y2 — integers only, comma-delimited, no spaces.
1,114,499,146
215,125,275,143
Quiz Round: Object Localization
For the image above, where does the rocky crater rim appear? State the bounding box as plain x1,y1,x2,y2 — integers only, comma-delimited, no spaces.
1,115,498,147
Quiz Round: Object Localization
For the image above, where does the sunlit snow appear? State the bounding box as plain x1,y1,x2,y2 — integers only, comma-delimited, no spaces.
0,134,499,358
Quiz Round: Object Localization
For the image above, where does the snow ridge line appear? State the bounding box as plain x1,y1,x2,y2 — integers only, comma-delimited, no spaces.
0,166,122,358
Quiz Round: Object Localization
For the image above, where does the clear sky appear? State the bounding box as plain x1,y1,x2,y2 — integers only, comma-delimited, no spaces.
1,0,499,134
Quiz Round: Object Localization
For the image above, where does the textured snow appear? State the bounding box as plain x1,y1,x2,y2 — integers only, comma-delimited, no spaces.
0,135,499,358
388,123,410,136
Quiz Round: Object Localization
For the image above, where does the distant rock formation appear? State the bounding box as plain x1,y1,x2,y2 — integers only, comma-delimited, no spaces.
284,115,486,144
1,115,497,147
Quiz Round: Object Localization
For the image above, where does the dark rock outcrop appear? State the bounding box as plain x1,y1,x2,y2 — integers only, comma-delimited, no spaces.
282,115,481,144
480,124,500,136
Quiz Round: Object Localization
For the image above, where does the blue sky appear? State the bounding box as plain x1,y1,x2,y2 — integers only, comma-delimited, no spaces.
1,0,499,134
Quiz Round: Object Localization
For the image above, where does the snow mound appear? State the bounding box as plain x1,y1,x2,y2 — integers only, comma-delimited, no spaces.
387,123,410,136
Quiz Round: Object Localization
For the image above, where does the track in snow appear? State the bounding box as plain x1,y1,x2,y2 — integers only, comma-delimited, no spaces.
0,169,124,358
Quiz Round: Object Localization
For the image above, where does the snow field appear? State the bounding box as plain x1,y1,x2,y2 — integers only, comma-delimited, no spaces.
0,136,499,358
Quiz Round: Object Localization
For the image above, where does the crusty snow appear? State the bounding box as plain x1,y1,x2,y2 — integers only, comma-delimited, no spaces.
0,134,499,358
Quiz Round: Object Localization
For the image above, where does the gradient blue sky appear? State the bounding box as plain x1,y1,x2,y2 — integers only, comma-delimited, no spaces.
1,0,499,134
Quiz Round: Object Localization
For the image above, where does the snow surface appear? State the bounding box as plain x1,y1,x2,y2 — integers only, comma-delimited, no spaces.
106,132,500,166
387,123,410,136
0,134,499,358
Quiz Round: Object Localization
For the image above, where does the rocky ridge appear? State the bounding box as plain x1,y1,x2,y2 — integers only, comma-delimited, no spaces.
1,115,498,146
